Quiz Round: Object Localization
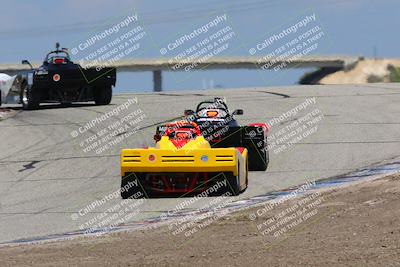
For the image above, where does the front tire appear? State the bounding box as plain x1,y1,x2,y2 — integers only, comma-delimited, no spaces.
94,86,112,105
20,82,40,110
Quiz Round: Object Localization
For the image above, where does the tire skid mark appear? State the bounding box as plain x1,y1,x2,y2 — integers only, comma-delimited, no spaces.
18,161,41,172
258,91,290,98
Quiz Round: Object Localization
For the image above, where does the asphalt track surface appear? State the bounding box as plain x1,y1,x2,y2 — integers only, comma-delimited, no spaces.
0,84,399,243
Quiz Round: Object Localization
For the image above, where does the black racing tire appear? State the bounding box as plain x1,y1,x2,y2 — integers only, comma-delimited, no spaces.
120,173,145,199
94,86,112,105
20,82,40,110
248,137,269,171
240,160,249,193
226,164,241,196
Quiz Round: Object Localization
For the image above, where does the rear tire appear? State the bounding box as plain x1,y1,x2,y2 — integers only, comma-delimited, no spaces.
94,86,112,105
240,161,249,193
249,149,269,171
20,82,40,110
248,137,269,171
226,164,241,196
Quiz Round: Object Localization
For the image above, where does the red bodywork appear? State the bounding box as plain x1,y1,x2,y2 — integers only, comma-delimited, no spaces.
146,121,242,194
164,121,201,150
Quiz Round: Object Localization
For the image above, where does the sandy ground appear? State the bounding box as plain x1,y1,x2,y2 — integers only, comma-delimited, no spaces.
319,59,400,84
1,174,400,267
320,59,386,84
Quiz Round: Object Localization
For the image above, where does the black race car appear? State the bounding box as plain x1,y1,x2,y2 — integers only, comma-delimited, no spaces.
19,43,116,110
156,98,269,171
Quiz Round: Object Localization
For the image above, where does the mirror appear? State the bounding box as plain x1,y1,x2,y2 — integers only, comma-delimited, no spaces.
153,134,161,142
21,60,33,69
232,109,244,115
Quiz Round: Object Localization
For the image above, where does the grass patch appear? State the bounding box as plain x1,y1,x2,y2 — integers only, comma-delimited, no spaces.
367,74,384,83
388,65,400,82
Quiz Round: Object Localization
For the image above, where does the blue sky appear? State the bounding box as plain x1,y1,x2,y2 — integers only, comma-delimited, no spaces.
0,0,398,92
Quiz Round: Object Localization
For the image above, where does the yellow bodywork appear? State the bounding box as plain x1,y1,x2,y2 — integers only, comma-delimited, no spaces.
121,136,247,177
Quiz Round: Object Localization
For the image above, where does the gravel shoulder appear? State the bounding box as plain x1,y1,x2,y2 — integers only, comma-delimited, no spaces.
1,173,399,267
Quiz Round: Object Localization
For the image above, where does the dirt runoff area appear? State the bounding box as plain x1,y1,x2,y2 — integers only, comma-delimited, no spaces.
319,59,400,84
1,174,400,267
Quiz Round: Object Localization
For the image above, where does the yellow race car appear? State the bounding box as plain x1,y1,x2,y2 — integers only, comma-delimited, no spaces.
120,122,248,198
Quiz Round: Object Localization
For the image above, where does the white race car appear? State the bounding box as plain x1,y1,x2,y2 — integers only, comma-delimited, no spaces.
0,73,22,106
